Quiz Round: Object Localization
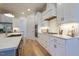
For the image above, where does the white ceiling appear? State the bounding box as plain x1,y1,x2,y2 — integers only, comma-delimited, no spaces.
0,3,46,17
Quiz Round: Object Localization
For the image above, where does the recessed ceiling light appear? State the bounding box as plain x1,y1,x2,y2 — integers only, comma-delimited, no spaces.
27,8,31,11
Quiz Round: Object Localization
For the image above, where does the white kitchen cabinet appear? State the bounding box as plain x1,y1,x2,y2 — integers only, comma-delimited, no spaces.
38,33,50,52
65,39,79,56
38,34,47,49
37,34,42,44
57,3,79,25
53,37,65,56
57,3,70,24
38,33,44,46
38,34,65,56
49,36,64,56
57,4,63,25
49,35,79,56
49,36,54,55
35,12,43,34
53,43,65,56
35,12,42,25
42,34,49,51
0,14,13,23
38,33,79,56
63,4,79,23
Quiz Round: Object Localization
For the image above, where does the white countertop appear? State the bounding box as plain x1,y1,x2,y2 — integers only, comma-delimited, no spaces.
51,34,73,39
0,34,22,51
50,34,79,39
38,33,79,39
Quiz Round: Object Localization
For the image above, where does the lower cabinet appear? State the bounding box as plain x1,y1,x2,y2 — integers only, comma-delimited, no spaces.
0,48,16,56
49,36,79,56
53,43,65,56
38,33,50,52
49,36,54,55
38,33,79,56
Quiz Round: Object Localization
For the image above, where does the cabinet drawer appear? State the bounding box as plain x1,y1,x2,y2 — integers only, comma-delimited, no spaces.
54,38,65,46
0,49,16,56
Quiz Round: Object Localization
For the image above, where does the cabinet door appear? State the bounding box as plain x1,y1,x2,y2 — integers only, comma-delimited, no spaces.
53,43,65,56
36,12,42,25
49,36,54,55
37,33,41,43
65,39,79,56
38,34,45,47
49,36,65,56
1,14,12,23
57,4,72,24
0,49,16,56
63,4,79,23
62,4,75,23
53,38,65,56
38,34,49,52
57,4,63,25
57,3,79,24
43,34,49,51
46,37,50,53
41,34,47,49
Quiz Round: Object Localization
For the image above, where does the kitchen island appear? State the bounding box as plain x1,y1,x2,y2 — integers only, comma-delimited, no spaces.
0,34,22,56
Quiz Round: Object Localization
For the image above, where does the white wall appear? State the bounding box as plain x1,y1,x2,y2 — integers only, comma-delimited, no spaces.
26,14,35,39
13,18,19,27
13,13,36,39
13,16,27,37
35,12,42,33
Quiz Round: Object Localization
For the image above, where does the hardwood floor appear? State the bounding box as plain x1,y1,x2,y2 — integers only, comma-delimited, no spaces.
18,39,50,56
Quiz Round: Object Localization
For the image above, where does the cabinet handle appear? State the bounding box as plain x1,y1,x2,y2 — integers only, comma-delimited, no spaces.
54,44,57,48
61,17,64,21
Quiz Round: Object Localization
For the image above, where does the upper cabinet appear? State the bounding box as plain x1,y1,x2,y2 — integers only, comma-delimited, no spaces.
57,3,79,25
35,12,42,25
0,14,13,23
